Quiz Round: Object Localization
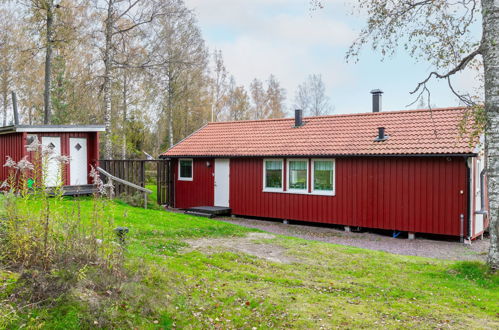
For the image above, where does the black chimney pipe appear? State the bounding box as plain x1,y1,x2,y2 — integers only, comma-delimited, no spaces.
295,109,303,127
370,89,383,113
378,127,385,140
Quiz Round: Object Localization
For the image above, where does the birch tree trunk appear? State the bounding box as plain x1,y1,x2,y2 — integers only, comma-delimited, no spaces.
168,90,174,148
103,0,114,159
483,0,499,270
43,0,54,124
122,70,127,160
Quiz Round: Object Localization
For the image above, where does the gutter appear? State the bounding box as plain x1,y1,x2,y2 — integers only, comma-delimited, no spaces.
161,153,478,159
466,157,472,242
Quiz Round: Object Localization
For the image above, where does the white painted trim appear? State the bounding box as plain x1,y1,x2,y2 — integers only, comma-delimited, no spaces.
262,158,284,192
15,126,105,133
260,157,337,197
262,189,335,196
214,159,230,207
178,158,194,181
286,158,309,193
311,159,336,196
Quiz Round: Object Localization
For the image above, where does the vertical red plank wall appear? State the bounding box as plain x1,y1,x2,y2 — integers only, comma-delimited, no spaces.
0,133,25,182
228,156,468,237
174,158,214,209
1,131,99,186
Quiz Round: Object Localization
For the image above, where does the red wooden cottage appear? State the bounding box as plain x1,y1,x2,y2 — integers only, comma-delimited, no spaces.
161,94,488,240
0,125,104,189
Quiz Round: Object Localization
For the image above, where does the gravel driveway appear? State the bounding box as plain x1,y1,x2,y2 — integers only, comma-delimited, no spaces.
219,217,489,262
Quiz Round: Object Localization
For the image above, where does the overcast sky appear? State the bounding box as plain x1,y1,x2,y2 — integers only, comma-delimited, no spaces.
184,0,482,116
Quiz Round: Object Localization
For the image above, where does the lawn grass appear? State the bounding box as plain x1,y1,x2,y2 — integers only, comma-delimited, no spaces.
1,197,498,328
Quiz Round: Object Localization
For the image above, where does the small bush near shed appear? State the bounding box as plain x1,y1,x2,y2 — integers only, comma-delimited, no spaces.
0,139,124,313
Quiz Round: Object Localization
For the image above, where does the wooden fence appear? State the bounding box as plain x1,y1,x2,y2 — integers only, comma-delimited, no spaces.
99,159,173,206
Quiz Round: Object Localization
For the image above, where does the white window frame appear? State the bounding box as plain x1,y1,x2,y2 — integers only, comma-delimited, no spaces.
311,159,336,196
178,158,193,181
262,159,284,192
286,159,309,194
26,134,38,146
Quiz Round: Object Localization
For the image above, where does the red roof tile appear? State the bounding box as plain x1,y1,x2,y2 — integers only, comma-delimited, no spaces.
162,107,477,157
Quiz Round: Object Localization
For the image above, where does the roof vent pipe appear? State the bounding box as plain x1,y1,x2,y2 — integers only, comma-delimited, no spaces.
11,91,19,125
294,109,303,127
375,127,388,141
370,89,383,113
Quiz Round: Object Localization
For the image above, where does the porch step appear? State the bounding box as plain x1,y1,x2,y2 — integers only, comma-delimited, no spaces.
184,206,232,218
61,184,98,196
184,210,216,218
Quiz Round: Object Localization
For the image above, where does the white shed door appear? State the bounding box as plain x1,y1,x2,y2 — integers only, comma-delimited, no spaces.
41,136,62,187
70,138,88,185
214,159,230,207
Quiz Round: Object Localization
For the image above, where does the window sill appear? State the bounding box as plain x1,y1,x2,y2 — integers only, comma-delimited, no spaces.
287,189,310,195
312,190,335,196
178,177,193,181
263,188,283,193
262,189,335,197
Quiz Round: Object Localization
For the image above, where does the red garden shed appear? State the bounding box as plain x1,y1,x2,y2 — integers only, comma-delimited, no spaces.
0,125,105,190
161,95,488,240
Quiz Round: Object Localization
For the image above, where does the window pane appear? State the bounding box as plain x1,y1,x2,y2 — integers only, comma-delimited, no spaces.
289,160,307,190
265,160,281,170
265,160,282,188
180,160,192,178
314,160,333,191
289,160,307,170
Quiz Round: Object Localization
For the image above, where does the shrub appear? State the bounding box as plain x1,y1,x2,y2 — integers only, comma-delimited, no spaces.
0,138,124,304
119,191,147,208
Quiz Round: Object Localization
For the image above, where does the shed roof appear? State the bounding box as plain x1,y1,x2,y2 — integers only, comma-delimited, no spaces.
0,125,106,135
162,107,478,157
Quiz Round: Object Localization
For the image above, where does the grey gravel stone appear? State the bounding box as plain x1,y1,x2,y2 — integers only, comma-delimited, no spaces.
218,217,489,261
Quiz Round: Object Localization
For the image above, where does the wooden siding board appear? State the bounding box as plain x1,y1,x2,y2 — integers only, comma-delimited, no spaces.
247,156,467,236
174,156,468,236
0,131,99,186
174,158,214,209
0,133,24,182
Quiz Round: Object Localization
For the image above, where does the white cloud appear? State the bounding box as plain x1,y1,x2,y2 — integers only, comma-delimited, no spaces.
185,0,482,114
185,0,356,111
216,35,351,98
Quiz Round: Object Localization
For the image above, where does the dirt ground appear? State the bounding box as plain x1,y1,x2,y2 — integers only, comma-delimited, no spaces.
214,217,490,262
184,232,299,263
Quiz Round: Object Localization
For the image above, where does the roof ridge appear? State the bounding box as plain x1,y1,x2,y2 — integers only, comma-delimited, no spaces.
207,106,469,125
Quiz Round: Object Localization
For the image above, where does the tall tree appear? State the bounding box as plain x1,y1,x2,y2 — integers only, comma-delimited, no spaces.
294,74,332,116
19,0,90,124
209,50,229,122
226,77,251,121
0,8,17,126
97,0,166,159
249,78,267,120
21,0,58,123
315,0,498,269
42,0,55,124
151,1,208,148
265,74,286,119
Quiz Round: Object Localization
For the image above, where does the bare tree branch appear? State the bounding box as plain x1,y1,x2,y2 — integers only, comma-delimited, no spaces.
410,47,482,98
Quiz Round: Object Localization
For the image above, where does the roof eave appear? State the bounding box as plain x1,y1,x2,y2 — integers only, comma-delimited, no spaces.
162,153,477,158
0,125,106,134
